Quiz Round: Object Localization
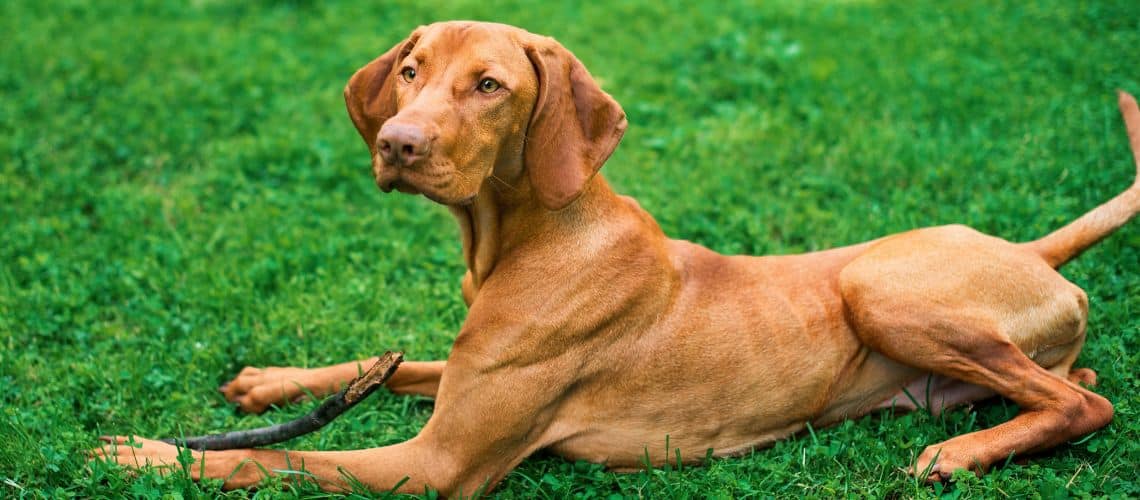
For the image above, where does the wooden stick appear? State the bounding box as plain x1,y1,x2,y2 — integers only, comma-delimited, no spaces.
163,351,404,451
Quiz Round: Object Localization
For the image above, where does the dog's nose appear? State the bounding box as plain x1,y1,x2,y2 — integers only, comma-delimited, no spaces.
377,123,433,168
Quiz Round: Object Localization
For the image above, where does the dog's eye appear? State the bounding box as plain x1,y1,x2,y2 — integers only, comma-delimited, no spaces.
401,67,416,82
478,78,501,93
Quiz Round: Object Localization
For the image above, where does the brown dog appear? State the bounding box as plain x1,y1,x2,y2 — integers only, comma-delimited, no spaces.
96,21,1140,495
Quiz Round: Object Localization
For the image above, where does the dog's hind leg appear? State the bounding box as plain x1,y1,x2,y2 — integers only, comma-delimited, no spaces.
839,227,1114,481
221,359,445,413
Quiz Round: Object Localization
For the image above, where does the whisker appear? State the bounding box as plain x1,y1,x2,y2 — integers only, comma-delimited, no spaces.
490,174,518,193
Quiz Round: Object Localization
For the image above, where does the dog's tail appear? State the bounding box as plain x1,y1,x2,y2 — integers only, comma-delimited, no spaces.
1024,90,1140,268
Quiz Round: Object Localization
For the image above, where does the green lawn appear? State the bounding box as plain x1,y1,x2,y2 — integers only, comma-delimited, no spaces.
3,0,1139,497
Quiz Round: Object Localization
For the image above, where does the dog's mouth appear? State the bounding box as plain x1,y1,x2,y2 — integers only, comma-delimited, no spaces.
374,170,477,207
378,178,419,195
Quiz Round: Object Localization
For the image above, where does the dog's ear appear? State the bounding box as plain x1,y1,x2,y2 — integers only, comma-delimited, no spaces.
524,37,627,211
344,30,422,151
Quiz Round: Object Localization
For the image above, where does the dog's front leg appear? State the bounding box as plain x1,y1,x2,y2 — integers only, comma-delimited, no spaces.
221,359,446,413
94,435,444,493
95,418,531,495
96,352,562,495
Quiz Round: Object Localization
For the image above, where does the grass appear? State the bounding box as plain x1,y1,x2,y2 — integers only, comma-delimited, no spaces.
2,0,1139,497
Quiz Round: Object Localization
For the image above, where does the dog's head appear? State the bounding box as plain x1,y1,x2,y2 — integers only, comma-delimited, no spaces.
345,21,627,210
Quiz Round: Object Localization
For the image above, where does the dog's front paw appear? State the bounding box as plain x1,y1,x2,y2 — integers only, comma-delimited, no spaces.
219,366,314,413
91,435,195,474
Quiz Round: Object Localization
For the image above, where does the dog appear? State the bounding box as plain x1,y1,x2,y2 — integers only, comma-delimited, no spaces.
96,21,1140,495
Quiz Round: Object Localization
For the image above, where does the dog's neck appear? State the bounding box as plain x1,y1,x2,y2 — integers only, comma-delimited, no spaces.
449,191,501,301
449,175,619,305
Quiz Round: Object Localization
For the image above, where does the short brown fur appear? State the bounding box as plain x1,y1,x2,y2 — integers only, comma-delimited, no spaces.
97,22,1140,495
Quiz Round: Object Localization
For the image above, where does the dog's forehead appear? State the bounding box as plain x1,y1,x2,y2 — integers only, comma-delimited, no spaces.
411,22,530,70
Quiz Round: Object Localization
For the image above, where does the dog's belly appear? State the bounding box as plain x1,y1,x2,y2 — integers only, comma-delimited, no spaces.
547,419,810,470
544,341,855,469
546,347,1059,470
869,374,994,415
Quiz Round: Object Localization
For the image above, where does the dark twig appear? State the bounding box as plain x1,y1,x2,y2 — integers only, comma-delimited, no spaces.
163,351,404,450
